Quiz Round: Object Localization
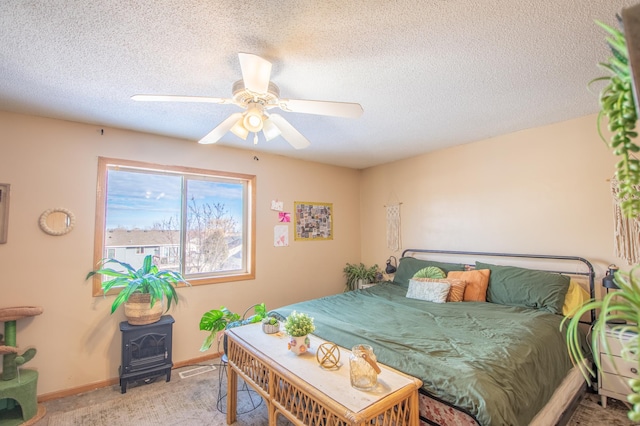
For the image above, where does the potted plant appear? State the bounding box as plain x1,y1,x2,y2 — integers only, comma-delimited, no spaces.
565,17,640,423
343,262,379,291
284,311,315,355
261,315,280,334
86,254,187,325
199,303,267,352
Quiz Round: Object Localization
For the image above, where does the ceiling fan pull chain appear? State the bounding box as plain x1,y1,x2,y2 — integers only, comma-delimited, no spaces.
254,133,258,145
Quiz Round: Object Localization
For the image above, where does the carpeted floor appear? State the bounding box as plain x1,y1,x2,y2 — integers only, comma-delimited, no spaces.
32,359,634,426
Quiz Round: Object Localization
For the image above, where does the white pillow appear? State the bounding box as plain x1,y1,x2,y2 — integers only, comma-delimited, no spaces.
406,279,451,303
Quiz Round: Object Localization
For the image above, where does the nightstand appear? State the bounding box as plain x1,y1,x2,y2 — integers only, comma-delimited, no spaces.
598,324,638,408
358,282,377,289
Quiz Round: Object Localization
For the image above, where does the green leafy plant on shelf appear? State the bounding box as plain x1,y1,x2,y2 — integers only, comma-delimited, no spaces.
564,17,640,423
343,262,379,291
199,303,267,352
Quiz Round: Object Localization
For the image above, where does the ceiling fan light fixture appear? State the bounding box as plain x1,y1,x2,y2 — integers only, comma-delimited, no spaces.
230,118,249,140
262,117,281,141
243,104,264,132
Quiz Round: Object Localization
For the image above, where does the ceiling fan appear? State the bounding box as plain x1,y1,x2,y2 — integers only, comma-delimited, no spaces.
132,53,364,149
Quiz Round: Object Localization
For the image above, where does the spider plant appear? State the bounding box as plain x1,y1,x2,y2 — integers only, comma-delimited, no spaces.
343,262,379,291
563,268,640,422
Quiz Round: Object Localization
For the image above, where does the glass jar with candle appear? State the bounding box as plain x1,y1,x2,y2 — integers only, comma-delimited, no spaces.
349,344,380,390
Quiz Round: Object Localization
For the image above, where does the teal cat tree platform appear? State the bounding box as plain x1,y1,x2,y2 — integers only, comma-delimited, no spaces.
0,306,45,425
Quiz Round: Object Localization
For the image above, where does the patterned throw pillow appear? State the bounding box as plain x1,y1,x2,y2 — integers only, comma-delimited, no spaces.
411,277,467,302
445,278,467,302
406,279,451,303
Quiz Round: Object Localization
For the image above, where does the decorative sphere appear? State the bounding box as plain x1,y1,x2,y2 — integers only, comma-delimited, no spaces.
316,342,341,369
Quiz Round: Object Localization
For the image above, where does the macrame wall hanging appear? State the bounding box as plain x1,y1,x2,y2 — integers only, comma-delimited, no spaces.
611,178,640,264
385,203,402,252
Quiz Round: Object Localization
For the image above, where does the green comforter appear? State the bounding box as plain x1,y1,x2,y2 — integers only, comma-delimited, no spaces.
273,282,579,426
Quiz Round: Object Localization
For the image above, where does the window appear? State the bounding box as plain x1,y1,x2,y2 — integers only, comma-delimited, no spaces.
92,157,255,295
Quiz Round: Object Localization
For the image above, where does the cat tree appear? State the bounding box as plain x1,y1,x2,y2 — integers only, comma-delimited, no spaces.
0,306,45,425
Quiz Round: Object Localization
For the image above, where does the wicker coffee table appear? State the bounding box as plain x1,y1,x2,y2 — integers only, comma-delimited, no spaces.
225,323,422,425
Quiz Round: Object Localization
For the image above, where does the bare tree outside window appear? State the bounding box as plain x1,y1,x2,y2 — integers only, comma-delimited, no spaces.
186,198,237,274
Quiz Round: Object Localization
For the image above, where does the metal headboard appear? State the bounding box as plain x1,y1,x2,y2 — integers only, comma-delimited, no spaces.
401,248,596,324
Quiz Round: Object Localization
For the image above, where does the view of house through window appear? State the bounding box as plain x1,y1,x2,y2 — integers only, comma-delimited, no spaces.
92,157,255,295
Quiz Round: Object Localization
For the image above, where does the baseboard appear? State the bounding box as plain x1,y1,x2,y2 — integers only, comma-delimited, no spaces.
37,352,221,403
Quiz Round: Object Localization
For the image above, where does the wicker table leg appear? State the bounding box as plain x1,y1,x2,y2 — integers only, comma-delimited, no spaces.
226,360,238,425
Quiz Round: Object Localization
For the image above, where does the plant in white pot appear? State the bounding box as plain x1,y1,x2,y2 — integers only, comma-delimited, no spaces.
87,254,188,325
343,262,379,291
261,315,280,334
284,311,315,355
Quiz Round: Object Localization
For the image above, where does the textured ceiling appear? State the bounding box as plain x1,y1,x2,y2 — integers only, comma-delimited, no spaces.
0,1,637,169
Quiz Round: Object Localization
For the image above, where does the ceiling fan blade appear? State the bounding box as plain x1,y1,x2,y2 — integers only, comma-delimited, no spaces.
198,112,244,145
268,114,311,149
278,99,363,118
238,53,272,94
131,94,233,104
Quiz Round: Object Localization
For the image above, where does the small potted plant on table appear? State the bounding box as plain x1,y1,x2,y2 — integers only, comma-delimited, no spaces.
261,315,280,334
284,311,315,355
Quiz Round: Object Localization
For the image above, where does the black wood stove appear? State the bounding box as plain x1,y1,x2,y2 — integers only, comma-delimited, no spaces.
119,315,174,393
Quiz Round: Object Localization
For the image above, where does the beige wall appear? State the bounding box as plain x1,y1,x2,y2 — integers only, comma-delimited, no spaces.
0,111,361,396
0,109,627,398
360,114,623,285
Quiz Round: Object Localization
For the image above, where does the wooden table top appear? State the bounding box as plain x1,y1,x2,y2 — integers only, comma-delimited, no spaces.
227,323,421,413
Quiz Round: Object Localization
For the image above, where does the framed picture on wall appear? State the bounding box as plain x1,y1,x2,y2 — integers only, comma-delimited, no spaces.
0,183,9,244
294,201,333,241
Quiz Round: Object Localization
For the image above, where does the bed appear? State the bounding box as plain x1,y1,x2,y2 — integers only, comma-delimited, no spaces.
272,249,595,426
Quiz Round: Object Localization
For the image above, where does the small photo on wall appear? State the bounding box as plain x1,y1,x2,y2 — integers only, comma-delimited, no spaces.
279,212,291,223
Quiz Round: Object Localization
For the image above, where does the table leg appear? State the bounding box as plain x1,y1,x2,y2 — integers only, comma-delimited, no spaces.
409,392,419,426
227,361,238,424
601,395,608,409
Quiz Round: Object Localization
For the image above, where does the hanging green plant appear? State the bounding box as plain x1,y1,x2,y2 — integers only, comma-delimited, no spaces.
564,17,640,423
592,19,640,217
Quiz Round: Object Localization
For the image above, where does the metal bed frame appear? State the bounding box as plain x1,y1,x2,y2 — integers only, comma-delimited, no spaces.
402,248,596,324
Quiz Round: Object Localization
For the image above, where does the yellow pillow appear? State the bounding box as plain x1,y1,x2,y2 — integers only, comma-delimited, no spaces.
562,279,590,317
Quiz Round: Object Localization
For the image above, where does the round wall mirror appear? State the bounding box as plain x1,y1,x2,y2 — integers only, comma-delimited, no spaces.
39,208,75,236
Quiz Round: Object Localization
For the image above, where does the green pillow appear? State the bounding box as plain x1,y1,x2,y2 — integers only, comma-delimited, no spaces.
413,266,446,279
476,261,570,314
393,257,466,287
